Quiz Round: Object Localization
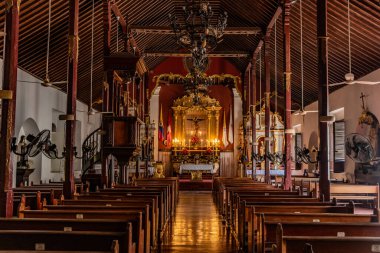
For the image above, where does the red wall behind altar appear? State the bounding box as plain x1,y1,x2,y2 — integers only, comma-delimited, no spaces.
150,57,241,151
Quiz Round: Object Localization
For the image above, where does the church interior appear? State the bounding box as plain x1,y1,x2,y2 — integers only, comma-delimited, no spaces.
0,0,380,252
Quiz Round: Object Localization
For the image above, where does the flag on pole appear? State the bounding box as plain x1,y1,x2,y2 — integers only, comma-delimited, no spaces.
166,112,172,146
222,111,229,147
158,105,164,141
228,106,234,144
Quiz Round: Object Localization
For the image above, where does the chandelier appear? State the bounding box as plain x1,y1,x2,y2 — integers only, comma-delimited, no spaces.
169,0,228,72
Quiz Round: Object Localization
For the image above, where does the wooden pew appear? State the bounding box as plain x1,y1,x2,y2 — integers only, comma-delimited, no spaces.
275,223,380,253
63,198,157,245
239,203,355,253
136,177,179,213
0,230,122,252
13,187,63,215
261,212,379,253
87,188,169,232
78,192,165,240
230,196,322,232
292,177,319,197
105,186,170,223
232,194,315,228
266,221,380,253
43,204,151,253
0,218,135,253
18,209,145,253
330,183,379,208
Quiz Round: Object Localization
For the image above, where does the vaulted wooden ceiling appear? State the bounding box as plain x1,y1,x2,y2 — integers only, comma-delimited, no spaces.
0,0,379,107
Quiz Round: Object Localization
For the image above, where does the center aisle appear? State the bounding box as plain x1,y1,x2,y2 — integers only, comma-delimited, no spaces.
161,191,238,253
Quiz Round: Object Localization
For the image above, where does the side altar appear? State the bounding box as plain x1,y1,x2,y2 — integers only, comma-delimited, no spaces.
170,92,222,175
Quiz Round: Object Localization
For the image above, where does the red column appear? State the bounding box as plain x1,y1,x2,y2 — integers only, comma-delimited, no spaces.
317,0,330,201
0,0,20,217
264,31,271,184
242,73,247,116
64,0,80,199
101,0,112,187
102,0,111,114
250,60,257,179
283,0,293,190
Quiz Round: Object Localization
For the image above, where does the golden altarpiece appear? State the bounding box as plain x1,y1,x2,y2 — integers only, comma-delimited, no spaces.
171,92,222,174
243,106,285,177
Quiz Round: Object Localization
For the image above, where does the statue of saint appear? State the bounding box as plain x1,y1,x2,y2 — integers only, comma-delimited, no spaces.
17,135,29,169
259,140,265,169
259,140,265,156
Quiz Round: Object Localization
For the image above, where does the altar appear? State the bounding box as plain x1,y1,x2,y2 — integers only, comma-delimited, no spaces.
179,163,214,174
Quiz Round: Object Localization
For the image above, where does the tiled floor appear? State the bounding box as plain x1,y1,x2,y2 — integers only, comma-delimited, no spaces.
161,191,238,253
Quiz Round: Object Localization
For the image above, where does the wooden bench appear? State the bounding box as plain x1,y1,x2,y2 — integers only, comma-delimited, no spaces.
78,192,165,239
93,188,169,226
43,204,151,253
239,202,355,252
275,223,380,253
18,210,145,253
61,198,158,250
267,221,380,253
330,183,379,208
0,230,122,252
103,187,170,223
136,177,179,214
0,218,135,253
261,212,379,253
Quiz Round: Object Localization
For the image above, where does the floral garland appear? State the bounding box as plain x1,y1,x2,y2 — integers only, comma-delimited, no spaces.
191,135,200,145
182,148,189,155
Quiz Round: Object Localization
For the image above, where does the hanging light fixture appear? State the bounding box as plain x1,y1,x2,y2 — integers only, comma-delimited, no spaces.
169,0,228,73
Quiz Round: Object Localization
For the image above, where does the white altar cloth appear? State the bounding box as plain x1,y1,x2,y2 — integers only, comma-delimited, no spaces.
179,163,214,174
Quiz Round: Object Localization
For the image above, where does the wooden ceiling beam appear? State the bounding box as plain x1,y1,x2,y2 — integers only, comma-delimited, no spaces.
246,6,282,72
129,25,262,35
110,1,141,56
144,51,249,58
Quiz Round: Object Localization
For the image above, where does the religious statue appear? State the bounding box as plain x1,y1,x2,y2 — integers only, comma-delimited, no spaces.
15,135,34,187
259,140,265,156
259,140,265,169
153,162,165,178
16,136,29,169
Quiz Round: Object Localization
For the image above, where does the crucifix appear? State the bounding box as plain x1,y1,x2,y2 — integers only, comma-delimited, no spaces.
360,92,368,111
187,117,205,136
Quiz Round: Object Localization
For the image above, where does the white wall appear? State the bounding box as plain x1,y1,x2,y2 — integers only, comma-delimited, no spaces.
291,68,380,181
150,86,161,161
233,88,243,177
4,63,101,185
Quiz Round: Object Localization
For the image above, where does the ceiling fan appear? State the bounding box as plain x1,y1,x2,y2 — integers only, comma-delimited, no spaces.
292,0,318,117
18,0,67,89
329,0,380,87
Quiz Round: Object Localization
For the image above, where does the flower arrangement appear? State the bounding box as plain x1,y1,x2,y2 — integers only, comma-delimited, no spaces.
182,148,189,155
206,148,212,154
191,135,200,145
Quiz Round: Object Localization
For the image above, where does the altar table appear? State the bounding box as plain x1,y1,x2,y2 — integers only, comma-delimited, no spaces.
179,163,214,174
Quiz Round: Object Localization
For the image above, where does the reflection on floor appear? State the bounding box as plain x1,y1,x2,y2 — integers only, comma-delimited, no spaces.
161,191,238,253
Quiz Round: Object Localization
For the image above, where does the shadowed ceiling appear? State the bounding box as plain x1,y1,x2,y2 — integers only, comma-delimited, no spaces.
0,0,379,107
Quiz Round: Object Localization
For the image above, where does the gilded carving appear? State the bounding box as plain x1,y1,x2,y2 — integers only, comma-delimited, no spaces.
68,35,80,62
284,72,292,92
103,81,109,91
5,0,13,13
153,73,241,95
17,0,21,13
